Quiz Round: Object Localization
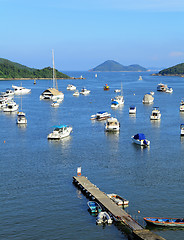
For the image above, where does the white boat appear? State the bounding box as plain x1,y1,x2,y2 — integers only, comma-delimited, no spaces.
114,89,121,93
139,76,142,80
180,99,184,112
12,85,31,95
0,98,12,109
131,133,150,147
67,84,76,91
166,87,173,93
111,84,124,108
129,105,136,114
150,107,161,120
150,91,154,96
3,101,19,112
51,101,60,107
40,50,64,102
91,111,111,121
16,112,27,124
181,124,184,136
157,83,167,92
105,117,120,132
96,212,113,225
5,89,14,96
142,93,154,104
95,74,97,78
47,125,72,140
111,100,119,109
80,87,90,95
107,194,129,206
73,90,79,96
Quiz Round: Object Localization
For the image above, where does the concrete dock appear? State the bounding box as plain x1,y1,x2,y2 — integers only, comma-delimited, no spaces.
73,175,166,240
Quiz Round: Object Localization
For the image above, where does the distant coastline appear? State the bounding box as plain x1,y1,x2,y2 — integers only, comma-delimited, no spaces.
151,73,184,77
0,77,85,81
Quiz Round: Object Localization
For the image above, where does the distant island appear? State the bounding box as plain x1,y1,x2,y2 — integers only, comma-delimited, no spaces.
0,58,71,80
89,60,147,72
152,63,184,77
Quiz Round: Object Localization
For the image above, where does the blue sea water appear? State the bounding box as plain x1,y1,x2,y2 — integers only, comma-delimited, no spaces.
0,71,184,240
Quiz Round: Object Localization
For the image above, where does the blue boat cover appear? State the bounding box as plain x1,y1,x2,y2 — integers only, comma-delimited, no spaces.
97,111,107,114
111,101,119,105
134,133,146,140
53,125,67,128
130,105,135,109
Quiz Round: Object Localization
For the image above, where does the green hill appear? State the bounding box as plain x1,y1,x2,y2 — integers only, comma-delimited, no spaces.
0,58,70,79
158,63,184,76
89,60,147,72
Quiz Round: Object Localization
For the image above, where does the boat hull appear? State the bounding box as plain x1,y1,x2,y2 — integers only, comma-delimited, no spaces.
144,217,184,227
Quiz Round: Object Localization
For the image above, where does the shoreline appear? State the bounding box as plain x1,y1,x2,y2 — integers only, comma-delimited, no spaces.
0,77,86,81
151,73,184,77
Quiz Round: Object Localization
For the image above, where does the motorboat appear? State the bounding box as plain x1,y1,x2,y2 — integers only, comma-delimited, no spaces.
139,76,142,80
67,84,76,91
144,217,184,227
51,101,60,107
111,95,124,105
150,91,154,96
107,194,129,206
166,87,173,93
5,89,14,96
129,106,136,114
181,124,184,136
114,89,121,93
96,212,113,225
111,100,119,109
105,117,120,132
47,125,72,140
91,111,111,121
131,133,150,147
0,98,11,109
73,90,79,96
16,112,27,124
12,85,31,95
180,99,184,112
157,83,167,92
3,101,19,112
150,107,161,120
80,87,90,95
87,201,102,213
104,84,110,90
142,93,154,104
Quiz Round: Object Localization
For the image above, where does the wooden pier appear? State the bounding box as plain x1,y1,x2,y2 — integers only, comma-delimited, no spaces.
73,176,166,240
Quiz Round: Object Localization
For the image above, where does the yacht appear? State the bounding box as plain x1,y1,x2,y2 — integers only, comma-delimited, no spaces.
105,117,120,132
73,90,79,96
67,84,76,91
180,99,184,112
80,87,90,95
129,106,136,114
16,112,27,124
131,133,150,147
157,83,167,92
181,124,184,136
12,85,31,95
91,111,111,121
150,107,161,120
3,101,19,112
47,125,72,140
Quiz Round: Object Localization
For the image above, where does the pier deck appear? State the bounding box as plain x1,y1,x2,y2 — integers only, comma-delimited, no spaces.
73,176,165,240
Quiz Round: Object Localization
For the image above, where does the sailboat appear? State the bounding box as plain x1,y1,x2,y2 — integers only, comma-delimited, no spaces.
111,82,124,108
40,50,64,101
16,95,27,124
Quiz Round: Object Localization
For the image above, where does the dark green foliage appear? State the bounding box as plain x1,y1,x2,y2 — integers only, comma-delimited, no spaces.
0,58,70,79
159,63,184,75
90,60,147,72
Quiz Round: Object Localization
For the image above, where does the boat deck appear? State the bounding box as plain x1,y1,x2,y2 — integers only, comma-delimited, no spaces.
73,175,165,240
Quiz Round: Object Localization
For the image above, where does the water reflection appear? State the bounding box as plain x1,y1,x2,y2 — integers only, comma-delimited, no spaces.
48,136,72,149
180,112,184,120
76,189,82,199
17,123,27,130
151,120,161,128
129,113,136,123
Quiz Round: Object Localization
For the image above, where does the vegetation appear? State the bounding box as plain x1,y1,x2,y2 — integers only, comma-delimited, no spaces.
89,60,147,72
159,63,184,75
0,58,70,79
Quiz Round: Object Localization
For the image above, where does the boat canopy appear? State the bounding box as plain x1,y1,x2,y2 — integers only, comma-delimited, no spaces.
111,101,119,105
130,105,135,109
53,125,67,129
134,133,146,140
42,88,61,95
97,111,107,114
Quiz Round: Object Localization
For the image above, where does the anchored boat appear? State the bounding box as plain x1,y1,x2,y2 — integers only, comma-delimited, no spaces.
144,217,184,227
150,107,161,120
47,125,72,140
96,212,113,224
87,201,102,213
105,117,120,132
131,133,150,147
107,194,129,206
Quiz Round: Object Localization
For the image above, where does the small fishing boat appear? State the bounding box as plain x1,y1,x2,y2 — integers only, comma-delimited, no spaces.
104,84,110,90
142,93,154,104
166,87,173,93
107,194,129,206
144,217,184,227
67,84,76,91
139,76,142,80
111,100,119,109
51,101,60,107
157,83,167,92
131,133,150,147
91,111,111,121
96,212,113,224
16,112,27,124
105,117,120,132
47,125,72,140
129,106,136,114
73,90,79,96
80,87,90,95
180,99,184,112
150,107,161,120
181,124,184,136
87,201,102,213
114,89,121,93
12,85,31,95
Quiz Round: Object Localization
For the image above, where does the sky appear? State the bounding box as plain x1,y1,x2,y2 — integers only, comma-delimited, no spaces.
1,0,184,70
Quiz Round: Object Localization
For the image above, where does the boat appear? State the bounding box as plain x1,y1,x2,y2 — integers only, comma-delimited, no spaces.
139,76,142,80
5,89,14,96
107,194,129,206
166,87,173,93
180,99,184,112
67,84,76,91
91,111,111,121
16,112,27,124
181,124,184,136
40,50,64,101
129,106,136,114
87,201,102,213
114,89,121,93
96,212,113,225
150,107,161,120
142,93,154,104
131,133,150,147
80,87,90,95
150,91,154,96
95,74,97,78
12,85,31,95
73,90,79,96
47,125,72,140
104,84,110,91
3,101,19,112
144,217,184,227
111,84,124,107
51,101,60,107
34,79,36,85
157,83,167,92
105,117,120,132
111,100,119,109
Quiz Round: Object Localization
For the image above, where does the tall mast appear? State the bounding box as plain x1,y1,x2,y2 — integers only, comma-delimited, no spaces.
52,49,58,90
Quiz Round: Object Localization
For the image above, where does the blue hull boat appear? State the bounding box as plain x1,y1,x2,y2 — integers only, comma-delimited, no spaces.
87,201,102,213
144,217,184,227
